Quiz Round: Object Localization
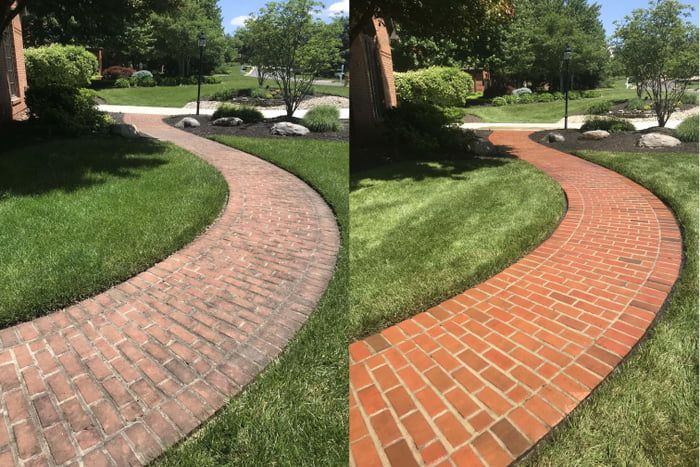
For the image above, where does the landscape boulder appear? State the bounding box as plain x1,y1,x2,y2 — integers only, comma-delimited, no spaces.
580,130,610,140
212,117,243,127
175,117,200,129
637,132,682,148
543,132,565,143
466,137,495,155
111,123,140,138
270,122,310,136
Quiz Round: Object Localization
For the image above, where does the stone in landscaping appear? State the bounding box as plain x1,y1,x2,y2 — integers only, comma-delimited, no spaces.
212,117,243,127
111,123,140,138
175,117,200,129
637,132,682,148
466,137,495,155
270,122,310,136
580,130,610,140
544,132,565,143
512,87,532,96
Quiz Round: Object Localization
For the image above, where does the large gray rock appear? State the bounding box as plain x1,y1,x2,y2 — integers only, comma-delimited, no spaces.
111,123,140,138
466,137,495,155
637,132,682,148
580,130,610,140
270,122,310,136
212,117,243,126
544,132,565,143
175,117,200,129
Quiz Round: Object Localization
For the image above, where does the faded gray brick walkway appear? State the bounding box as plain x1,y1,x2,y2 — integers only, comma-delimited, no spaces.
0,114,339,466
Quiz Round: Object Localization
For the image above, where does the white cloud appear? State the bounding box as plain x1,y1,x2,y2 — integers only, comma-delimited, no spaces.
230,15,251,28
326,0,349,16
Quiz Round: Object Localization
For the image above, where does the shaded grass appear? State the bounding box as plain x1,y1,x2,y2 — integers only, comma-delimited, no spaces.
466,80,638,123
522,150,698,466
98,70,348,107
0,137,227,327
350,155,564,338
156,136,348,466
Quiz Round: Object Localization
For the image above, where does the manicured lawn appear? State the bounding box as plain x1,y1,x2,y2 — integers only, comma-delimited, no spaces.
523,150,698,466
157,137,348,466
0,137,227,328
350,155,564,338
465,79,638,123
97,70,348,107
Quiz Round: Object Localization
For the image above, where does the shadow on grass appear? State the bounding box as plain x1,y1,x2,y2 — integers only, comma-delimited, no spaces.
0,125,167,197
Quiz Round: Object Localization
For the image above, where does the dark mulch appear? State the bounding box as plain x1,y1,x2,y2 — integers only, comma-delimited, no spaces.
530,129,699,154
164,114,348,141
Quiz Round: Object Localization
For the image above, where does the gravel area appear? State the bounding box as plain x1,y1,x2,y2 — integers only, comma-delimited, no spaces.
530,129,698,153
165,114,348,141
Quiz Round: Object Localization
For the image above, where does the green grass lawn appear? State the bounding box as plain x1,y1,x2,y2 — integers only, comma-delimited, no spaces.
156,136,348,466
350,155,564,338
0,137,227,328
522,150,698,466
97,70,348,107
466,79,638,123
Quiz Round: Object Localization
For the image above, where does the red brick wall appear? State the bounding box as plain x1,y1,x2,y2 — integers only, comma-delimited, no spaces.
0,14,27,121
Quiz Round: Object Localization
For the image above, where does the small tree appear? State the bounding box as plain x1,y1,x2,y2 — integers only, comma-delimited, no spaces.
614,0,699,127
234,25,268,87
243,0,341,118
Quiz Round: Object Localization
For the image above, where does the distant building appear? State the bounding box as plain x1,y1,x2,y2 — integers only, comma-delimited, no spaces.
0,12,27,121
350,16,398,136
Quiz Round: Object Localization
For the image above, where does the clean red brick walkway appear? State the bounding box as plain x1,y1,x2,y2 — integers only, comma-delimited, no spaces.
0,114,339,466
349,131,682,467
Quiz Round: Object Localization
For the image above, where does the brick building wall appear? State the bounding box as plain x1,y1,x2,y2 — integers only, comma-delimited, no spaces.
0,14,28,122
350,16,397,138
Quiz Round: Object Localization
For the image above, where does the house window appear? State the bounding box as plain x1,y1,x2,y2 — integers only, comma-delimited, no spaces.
2,27,19,98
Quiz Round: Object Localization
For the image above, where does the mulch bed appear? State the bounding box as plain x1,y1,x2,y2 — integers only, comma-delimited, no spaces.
530,129,698,154
164,115,348,141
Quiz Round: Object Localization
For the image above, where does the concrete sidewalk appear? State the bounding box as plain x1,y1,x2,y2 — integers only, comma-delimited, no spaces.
99,104,350,120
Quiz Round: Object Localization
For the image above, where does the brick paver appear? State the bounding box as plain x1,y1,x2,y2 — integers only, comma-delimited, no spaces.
349,131,682,466
0,114,339,465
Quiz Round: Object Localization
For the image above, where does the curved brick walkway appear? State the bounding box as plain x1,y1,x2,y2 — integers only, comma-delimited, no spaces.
0,114,339,466
349,131,683,467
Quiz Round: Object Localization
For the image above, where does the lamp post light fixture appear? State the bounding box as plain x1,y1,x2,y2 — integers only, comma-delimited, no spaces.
196,32,206,116
563,45,573,130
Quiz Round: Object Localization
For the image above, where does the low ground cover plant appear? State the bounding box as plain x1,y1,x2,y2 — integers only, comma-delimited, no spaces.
395,66,474,107
491,90,602,106
302,105,340,132
674,114,699,142
580,116,635,132
212,103,264,122
626,97,650,111
587,100,613,115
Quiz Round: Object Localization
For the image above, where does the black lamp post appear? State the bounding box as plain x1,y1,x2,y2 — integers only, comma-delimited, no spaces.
196,32,206,115
563,45,573,129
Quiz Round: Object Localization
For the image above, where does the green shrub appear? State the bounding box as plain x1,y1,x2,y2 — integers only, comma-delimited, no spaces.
567,91,581,100
552,91,564,100
210,88,238,101
114,78,130,88
580,117,635,133
158,76,181,86
518,93,535,104
203,75,222,84
212,103,264,122
251,87,274,99
395,66,474,106
384,102,474,156
504,95,520,105
679,92,699,106
440,107,468,123
301,105,340,132
24,44,97,88
138,76,156,87
626,97,648,111
587,100,613,115
25,86,109,134
132,70,153,80
534,93,556,103
492,96,507,106
674,114,699,142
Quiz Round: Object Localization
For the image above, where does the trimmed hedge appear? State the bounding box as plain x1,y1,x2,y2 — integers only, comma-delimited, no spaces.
212,104,264,122
25,45,97,88
674,114,699,142
580,117,635,133
395,67,474,107
25,86,109,135
301,105,340,132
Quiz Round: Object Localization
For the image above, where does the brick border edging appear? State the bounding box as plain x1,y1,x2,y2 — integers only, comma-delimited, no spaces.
0,114,340,466
349,130,683,467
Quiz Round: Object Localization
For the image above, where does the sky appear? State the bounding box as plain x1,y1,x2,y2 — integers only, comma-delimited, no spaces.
221,0,348,34
599,0,699,37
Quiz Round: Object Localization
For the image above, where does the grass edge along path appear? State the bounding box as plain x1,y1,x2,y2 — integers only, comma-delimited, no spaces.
521,149,698,466
349,155,566,340
156,136,348,466
0,136,228,328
